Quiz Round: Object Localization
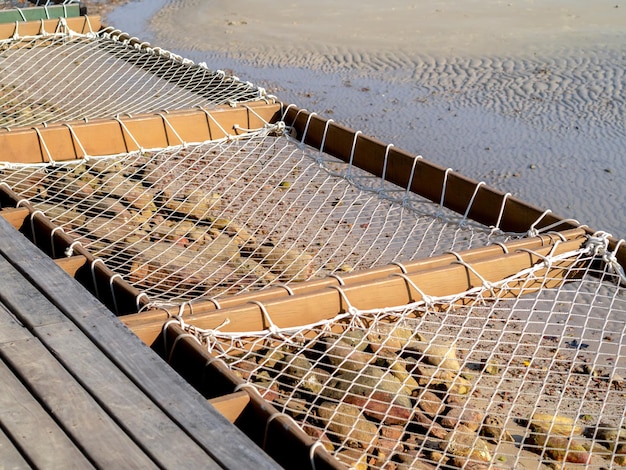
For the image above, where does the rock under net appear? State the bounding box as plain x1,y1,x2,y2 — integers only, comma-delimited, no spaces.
1,125,520,306
183,234,626,469
0,24,266,128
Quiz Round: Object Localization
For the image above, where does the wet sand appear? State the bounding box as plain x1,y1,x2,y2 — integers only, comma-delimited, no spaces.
106,0,625,238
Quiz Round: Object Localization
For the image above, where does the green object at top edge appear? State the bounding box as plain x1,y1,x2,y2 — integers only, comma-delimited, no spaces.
0,4,81,24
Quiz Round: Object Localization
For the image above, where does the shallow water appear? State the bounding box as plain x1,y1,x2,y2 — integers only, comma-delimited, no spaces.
107,0,626,238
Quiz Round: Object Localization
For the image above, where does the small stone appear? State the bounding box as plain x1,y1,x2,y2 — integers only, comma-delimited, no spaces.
610,372,625,387
317,401,378,449
273,396,309,418
259,348,284,369
340,329,368,350
411,334,462,372
441,407,484,433
481,358,500,375
300,369,326,395
445,375,473,395
344,390,412,426
302,424,334,452
325,339,373,372
530,412,583,436
441,428,492,462
480,415,515,443
376,425,404,460
368,324,414,353
233,358,258,381
615,443,626,465
335,448,368,469
587,422,626,450
413,389,445,417
283,353,313,380
526,433,591,464
383,356,420,396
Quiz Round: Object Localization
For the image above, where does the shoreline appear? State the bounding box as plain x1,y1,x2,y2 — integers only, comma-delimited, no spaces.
105,0,625,238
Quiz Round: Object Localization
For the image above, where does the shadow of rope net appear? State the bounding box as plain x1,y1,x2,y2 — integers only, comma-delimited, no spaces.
1,127,527,305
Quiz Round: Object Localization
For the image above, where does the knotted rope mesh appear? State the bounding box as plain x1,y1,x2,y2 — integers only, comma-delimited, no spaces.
182,235,626,469
0,25,266,129
2,17,625,470
1,124,521,304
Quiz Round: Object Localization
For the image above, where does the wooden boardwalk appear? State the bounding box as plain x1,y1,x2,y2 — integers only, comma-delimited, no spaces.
0,216,280,469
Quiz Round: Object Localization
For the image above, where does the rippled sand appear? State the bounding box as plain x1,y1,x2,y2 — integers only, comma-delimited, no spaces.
107,0,626,238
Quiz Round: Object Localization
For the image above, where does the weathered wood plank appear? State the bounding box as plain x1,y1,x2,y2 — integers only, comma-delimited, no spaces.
0,216,279,469
0,309,93,469
0,336,156,468
0,256,222,469
0,425,30,470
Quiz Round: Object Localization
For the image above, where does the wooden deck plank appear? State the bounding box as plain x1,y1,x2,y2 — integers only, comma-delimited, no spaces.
0,256,222,469
0,426,30,470
0,216,279,469
0,336,156,468
0,313,93,469
0,430,33,470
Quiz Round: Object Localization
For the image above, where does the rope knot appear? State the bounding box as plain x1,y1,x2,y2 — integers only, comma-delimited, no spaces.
585,232,626,283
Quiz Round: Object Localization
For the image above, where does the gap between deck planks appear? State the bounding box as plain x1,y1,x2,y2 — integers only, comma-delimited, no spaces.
0,216,280,469
0,254,221,468
0,303,92,470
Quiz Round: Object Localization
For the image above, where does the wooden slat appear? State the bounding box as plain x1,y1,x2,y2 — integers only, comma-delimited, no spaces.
156,236,586,340
0,304,92,469
0,424,30,470
0,207,29,230
0,104,282,164
0,300,157,468
122,228,587,344
54,255,87,277
0,253,224,468
0,337,157,468
209,391,251,423
0,216,280,469
0,15,99,39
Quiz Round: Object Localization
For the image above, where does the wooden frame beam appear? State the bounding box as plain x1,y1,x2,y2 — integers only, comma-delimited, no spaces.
127,233,587,345
0,103,282,164
0,15,99,39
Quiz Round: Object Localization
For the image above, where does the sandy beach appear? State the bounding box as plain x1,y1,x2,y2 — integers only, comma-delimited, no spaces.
104,0,625,238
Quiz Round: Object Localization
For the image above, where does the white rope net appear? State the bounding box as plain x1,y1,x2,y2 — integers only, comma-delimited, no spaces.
0,26,267,129
0,125,525,306
183,235,626,469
